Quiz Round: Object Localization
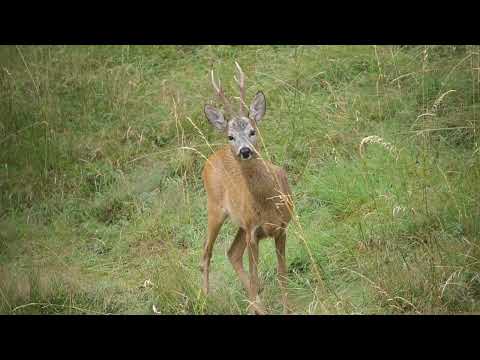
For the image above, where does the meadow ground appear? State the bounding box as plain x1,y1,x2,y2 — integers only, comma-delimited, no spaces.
1,45,479,314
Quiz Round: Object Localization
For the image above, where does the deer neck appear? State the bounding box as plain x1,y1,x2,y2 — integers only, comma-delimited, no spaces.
237,157,276,196
221,146,275,193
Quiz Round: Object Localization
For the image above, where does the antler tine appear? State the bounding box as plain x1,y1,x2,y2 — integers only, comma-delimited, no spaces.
210,69,232,115
234,61,246,114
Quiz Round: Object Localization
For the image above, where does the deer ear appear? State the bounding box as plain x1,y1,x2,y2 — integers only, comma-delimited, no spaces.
249,91,266,123
204,105,227,131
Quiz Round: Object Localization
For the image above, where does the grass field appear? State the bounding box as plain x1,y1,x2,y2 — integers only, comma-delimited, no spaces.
1,45,479,314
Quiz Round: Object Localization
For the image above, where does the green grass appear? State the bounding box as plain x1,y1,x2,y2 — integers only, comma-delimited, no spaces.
1,45,479,314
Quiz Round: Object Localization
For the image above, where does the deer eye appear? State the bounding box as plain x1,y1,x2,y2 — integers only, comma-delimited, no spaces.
249,130,256,137
228,135,234,141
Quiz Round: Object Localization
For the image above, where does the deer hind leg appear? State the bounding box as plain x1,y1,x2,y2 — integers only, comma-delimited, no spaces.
246,228,267,315
274,230,291,314
201,206,226,295
227,228,250,293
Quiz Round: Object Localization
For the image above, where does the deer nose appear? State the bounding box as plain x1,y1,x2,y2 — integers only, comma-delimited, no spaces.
239,147,252,159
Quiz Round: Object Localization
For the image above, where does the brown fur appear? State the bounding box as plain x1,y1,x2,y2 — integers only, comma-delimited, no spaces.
201,145,293,314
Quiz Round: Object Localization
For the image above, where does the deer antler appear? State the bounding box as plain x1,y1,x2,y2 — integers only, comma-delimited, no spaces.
234,61,247,115
210,69,233,115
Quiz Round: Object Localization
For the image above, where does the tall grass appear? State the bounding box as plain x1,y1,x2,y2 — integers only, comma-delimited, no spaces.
0,45,479,314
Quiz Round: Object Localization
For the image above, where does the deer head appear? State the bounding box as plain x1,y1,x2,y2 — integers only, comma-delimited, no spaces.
204,62,266,160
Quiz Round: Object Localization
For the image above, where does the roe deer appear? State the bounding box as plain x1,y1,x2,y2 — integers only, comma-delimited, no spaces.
201,62,293,314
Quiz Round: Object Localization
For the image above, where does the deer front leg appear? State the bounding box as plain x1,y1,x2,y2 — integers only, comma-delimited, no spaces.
275,231,291,314
246,228,266,315
201,206,226,295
